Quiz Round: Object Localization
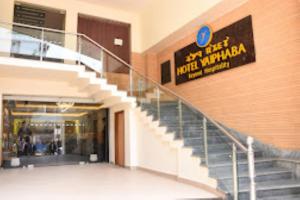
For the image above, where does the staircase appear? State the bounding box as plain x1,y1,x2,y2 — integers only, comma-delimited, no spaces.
139,101,300,200
1,21,300,199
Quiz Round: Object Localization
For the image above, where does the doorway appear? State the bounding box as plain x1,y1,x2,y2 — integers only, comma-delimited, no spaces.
115,111,125,167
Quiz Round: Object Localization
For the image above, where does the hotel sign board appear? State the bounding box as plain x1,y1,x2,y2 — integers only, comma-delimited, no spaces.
174,15,256,85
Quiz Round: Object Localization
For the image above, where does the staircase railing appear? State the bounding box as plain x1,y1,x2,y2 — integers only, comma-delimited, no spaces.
0,21,256,199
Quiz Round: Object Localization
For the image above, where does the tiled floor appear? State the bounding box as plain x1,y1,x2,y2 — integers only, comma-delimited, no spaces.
0,163,218,200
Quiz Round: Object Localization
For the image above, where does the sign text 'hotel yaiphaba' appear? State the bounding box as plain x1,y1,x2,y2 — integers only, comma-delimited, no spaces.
174,15,256,85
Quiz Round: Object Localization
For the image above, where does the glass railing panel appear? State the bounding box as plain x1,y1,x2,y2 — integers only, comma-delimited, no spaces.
43,30,67,62
202,116,251,199
100,51,131,92
0,23,42,59
133,74,160,118
156,89,181,136
79,35,103,73
0,23,13,56
203,120,235,197
11,25,42,60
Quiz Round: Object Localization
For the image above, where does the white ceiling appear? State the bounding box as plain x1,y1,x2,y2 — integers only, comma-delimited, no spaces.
76,0,154,12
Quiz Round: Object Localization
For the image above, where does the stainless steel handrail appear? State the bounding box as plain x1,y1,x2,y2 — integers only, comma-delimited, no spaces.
81,34,248,152
0,21,248,152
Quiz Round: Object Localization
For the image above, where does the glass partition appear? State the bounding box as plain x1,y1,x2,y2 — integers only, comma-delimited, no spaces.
2,100,108,167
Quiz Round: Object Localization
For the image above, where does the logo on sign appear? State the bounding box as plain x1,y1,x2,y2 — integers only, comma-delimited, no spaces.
196,25,213,47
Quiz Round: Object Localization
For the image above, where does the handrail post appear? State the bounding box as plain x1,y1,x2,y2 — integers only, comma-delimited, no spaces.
156,87,160,120
178,100,183,139
232,144,239,200
78,35,82,66
137,79,143,106
129,69,133,96
100,49,104,78
40,29,44,61
247,137,256,200
203,117,208,166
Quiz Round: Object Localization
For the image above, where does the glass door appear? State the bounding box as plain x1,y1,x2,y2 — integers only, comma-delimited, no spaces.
2,99,108,168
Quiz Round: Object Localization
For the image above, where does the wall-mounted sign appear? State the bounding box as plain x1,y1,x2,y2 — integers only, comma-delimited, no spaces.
174,15,256,85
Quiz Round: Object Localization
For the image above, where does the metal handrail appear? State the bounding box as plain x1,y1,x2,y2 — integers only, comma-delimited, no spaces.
81,34,248,152
0,21,248,152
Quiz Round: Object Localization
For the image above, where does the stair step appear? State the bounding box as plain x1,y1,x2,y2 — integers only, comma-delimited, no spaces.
146,111,198,119
208,159,276,176
166,126,219,133
191,144,232,153
194,150,263,164
258,193,300,200
218,169,293,190
184,136,232,146
182,129,223,138
160,120,203,126
226,179,300,200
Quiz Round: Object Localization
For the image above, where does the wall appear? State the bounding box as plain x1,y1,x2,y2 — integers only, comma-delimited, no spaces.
0,0,246,54
136,119,178,175
153,0,300,150
140,0,222,52
0,0,142,52
135,109,218,189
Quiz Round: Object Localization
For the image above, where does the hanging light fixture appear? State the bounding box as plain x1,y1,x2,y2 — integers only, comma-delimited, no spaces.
56,99,74,112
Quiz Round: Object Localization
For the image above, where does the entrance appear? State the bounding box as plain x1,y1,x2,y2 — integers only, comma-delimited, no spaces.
115,111,125,167
1,99,109,168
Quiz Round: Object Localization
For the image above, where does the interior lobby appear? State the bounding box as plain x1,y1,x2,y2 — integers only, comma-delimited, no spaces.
0,0,299,200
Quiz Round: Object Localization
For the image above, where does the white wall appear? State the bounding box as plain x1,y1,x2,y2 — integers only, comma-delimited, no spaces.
0,0,14,24
134,109,217,187
140,0,222,51
137,119,178,175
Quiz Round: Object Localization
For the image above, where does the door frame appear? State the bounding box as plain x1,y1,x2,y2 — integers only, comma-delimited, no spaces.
114,110,125,167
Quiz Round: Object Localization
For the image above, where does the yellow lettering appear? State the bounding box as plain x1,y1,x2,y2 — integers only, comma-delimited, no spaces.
205,45,212,54
231,46,238,57
177,61,199,76
200,56,210,67
223,36,230,47
239,43,247,54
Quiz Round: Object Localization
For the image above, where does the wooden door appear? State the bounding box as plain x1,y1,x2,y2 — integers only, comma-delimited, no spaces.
115,111,125,167
78,15,131,65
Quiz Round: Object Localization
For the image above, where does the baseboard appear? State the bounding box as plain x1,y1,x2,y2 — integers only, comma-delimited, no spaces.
135,166,225,199
136,166,177,180
177,177,226,199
